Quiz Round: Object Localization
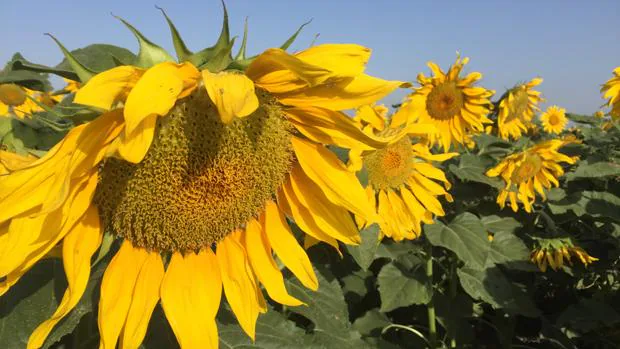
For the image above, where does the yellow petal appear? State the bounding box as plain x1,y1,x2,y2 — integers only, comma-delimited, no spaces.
202,70,259,124
288,164,360,245
98,241,149,349
120,251,165,349
27,205,102,349
124,62,198,136
244,217,303,306
74,66,144,110
161,249,221,349
246,48,332,92
0,150,36,174
294,44,371,77
287,107,408,151
217,233,261,339
277,74,408,111
278,179,341,252
263,200,318,290
115,114,157,164
291,136,375,222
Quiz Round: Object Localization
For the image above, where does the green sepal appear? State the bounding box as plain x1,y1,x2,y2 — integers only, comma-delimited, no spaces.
234,17,249,60
280,19,312,50
187,1,233,70
114,15,175,68
45,34,97,83
157,6,194,62
200,37,237,73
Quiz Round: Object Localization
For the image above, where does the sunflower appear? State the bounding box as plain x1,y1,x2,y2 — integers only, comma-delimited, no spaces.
348,109,455,241
0,83,28,116
539,105,567,134
485,139,579,212
0,15,410,349
495,78,544,140
393,55,494,151
530,238,598,272
601,66,620,119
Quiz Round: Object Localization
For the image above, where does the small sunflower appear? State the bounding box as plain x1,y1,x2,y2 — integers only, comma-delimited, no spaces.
0,83,28,116
393,55,494,151
539,105,567,134
530,238,598,272
486,139,579,212
348,109,455,241
0,14,409,349
601,66,620,119
496,78,544,140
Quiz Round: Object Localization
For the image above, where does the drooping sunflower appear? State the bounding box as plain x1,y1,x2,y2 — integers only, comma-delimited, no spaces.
393,55,494,151
495,78,544,140
0,83,62,119
530,238,598,272
601,66,620,118
0,13,410,349
485,139,579,212
0,83,28,116
539,105,567,134
348,109,456,241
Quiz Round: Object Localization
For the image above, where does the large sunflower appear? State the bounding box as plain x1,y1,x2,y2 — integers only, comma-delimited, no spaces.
348,109,455,241
393,55,494,151
495,78,544,140
485,139,578,212
539,105,567,134
601,66,620,119
0,17,408,349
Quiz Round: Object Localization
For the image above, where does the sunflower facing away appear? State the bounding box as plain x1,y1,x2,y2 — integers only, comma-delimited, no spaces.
530,238,598,272
393,55,495,151
0,13,409,349
539,105,568,134
0,84,64,119
495,78,544,140
348,108,455,241
485,139,579,213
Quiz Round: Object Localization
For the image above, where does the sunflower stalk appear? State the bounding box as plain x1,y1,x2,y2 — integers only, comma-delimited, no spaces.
448,253,457,349
425,242,437,349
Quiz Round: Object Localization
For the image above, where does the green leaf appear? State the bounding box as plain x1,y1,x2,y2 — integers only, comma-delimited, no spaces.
457,267,540,317
55,44,136,73
484,232,531,269
566,113,597,125
556,298,620,332
157,6,193,62
286,265,368,348
481,215,522,235
0,53,52,91
218,310,307,348
449,154,503,188
346,224,379,271
425,212,490,270
115,16,175,68
352,310,391,337
377,261,430,312
548,190,620,221
566,160,620,181
234,18,249,60
0,260,65,348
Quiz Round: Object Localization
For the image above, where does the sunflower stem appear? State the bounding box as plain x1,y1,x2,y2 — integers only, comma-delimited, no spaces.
425,243,437,349
448,253,457,348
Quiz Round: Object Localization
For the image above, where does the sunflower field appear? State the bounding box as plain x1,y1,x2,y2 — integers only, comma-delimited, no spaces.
1,6,619,349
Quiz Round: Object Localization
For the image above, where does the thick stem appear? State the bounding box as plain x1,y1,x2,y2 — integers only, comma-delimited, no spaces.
425,243,437,349
448,254,457,348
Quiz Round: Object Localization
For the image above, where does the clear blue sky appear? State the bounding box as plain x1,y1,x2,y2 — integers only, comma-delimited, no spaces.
3,0,619,114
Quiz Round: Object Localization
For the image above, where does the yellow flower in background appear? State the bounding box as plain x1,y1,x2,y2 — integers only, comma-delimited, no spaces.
486,139,579,212
496,78,544,140
353,103,389,131
349,110,455,241
540,105,567,134
594,110,605,118
391,55,494,151
0,84,28,116
530,239,599,272
62,78,81,93
11,88,62,119
601,66,620,118
0,42,410,349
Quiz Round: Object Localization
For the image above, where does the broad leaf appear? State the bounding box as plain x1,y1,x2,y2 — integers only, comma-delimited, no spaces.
449,154,503,188
481,215,522,235
377,261,430,312
346,224,380,271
